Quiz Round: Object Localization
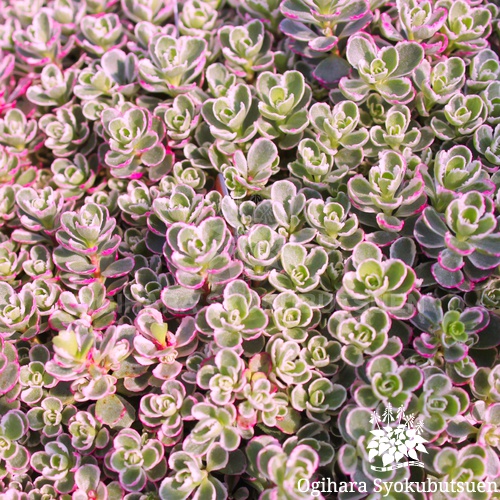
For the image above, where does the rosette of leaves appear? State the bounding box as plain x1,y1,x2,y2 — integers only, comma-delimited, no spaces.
468,49,500,92
139,379,196,445
48,281,117,331
39,105,94,158
268,242,328,294
122,0,174,24
50,0,87,36
380,0,448,55
291,374,346,423
201,83,260,154
0,283,39,340
133,310,198,381
413,57,466,115
423,444,491,498
431,92,487,141
197,349,246,405
45,322,95,382
279,0,372,87
163,216,243,294
99,104,171,180
300,333,341,376
422,145,495,213
340,32,424,105
417,371,469,434
47,323,133,401
354,354,423,409
247,438,319,500
219,20,274,80
117,180,155,227
328,307,399,367
205,63,240,98
53,202,134,290
223,138,280,198
268,180,316,243
239,373,288,429
255,70,311,149
0,410,30,479
74,49,139,100
179,0,219,43
27,396,76,438
30,433,79,494
26,64,77,107
236,225,285,281
336,241,420,319
0,109,38,152
107,428,166,493
125,267,172,307
0,241,26,286
288,139,351,191
475,124,500,168
348,150,427,231
25,279,60,329
365,104,434,156
196,279,267,348
68,410,109,453
305,194,364,251
51,154,99,200
411,295,489,370
154,94,200,148
308,101,369,161
78,13,125,56
13,11,73,66
267,336,312,387
438,0,493,54
14,186,65,238
149,185,217,236
268,291,317,343
19,345,57,405
159,448,228,500
139,34,207,95
182,403,241,456
415,191,500,290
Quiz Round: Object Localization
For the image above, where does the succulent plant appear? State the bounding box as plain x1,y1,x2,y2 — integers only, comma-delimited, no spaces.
328,307,395,366
163,216,242,292
26,64,77,107
100,104,171,180
0,0,499,497
107,428,166,492
415,191,500,291
219,20,274,80
340,33,424,105
255,70,311,149
78,13,125,56
354,354,423,409
336,241,420,319
280,0,372,86
30,433,79,493
159,448,227,500
139,35,207,95
196,279,267,347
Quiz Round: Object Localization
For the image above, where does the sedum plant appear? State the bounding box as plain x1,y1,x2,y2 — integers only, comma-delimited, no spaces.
340,32,424,105
0,0,498,498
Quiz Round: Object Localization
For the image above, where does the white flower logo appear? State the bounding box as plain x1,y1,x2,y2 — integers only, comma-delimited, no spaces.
368,404,428,471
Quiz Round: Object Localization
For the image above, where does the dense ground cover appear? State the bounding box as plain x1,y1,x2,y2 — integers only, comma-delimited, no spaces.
0,0,500,498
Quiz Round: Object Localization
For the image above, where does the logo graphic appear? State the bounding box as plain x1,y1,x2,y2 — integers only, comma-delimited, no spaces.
368,404,428,472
